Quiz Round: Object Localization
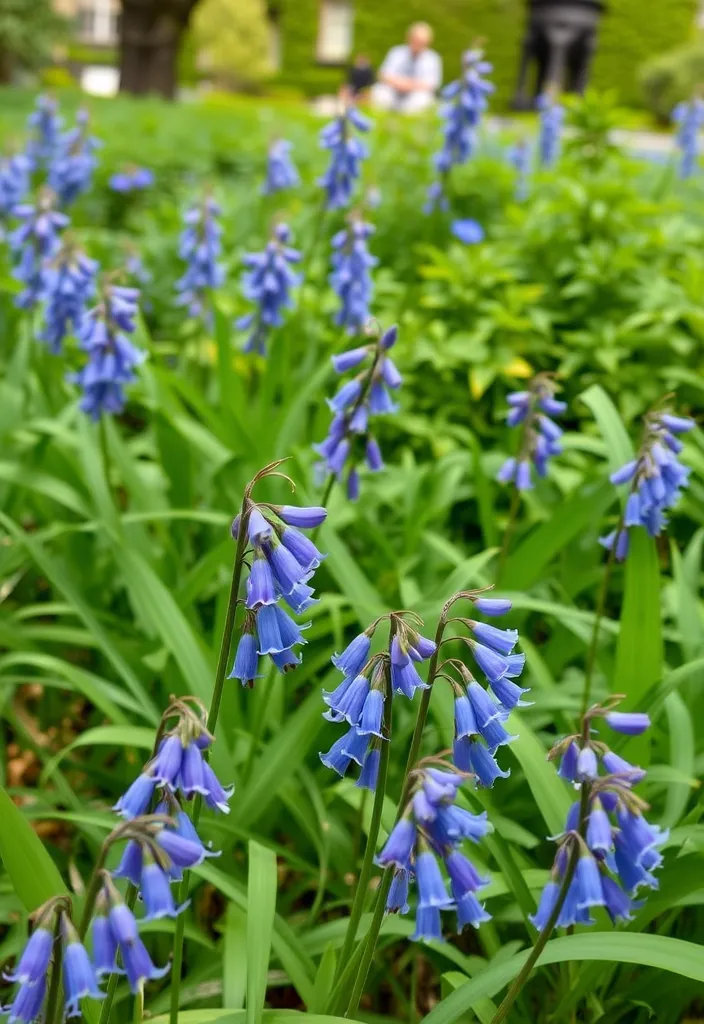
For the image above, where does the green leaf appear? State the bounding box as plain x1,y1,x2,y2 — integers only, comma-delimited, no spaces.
614,528,662,714
223,904,248,1010
311,945,337,1015
0,784,67,911
246,840,278,1024
40,725,155,786
580,383,635,477
422,934,704,1024
507,716,571,836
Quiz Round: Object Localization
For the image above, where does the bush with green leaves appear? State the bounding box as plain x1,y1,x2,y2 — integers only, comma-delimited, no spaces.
0,85,703,1024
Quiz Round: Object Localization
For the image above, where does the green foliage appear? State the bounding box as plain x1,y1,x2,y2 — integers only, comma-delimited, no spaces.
0,0,66,78
0,86,702,1024
640,35,704,121
192,0,271,87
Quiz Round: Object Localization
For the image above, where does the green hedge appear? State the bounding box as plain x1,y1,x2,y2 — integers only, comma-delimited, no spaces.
273,0,697,109
640,37,704,120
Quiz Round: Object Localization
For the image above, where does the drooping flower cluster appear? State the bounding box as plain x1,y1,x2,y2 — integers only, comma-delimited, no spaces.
533,704,665,929
314,323,400,499
601,407,694,561
109,166,154,193
329,211,377,333
509,138,531,200
92,876,169,992
228,500,327,685
70,282,145,421
175,195,224,321
497,375,566,490
48,109,101,208
377,763,492,940
1,901,103,1024
0,153,31,224
537,92,564,169
425,49,493,214
38,240,98,353
262,138,300,194
672,97,704,180
318,105,371,210
25,95,62,170
441,592,526,785
320,614,437,791
9,188,69,309
236,223,302,355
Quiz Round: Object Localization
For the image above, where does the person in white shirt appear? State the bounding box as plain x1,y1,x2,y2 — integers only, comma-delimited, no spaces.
371,22,442,114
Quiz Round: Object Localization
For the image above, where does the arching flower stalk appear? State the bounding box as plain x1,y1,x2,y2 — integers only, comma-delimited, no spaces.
318,104,371,211
175,194,224,323
329,208,377,334
236,223,302,355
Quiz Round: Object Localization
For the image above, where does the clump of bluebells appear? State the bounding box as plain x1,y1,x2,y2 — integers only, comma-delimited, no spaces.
262,138,299,194
175,195,224,322
48,109,101,208
71,281,145,421
236,223,302,355
38,239,98,353
314,323,400,499
497,374,566,490
426,48,493,214
537,92,564,169
319,612,437,791
672,97,704,180
25,95,62,170
109,166,154,193
533,700,665,929
228,493,327,685
329,210,377,333
318,105,371,210
377,761,493,939
9,188,69,310
601,406,694,561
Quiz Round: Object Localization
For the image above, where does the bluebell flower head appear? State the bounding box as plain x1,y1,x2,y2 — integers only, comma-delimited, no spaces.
61,917,104,1016
228,619,262,688
237,222,302,354
318,105,371,210
4,919,54,988
386,867,410,914
498,374,565,490
509,137,531,199
330,212,378,333
109,165,154,193
262,138,299,194
9,188,69,309
175,194,224,322
91,899,120,980
4,976,46,1024
70,282,145,421
356,745,381,791
672,97,704,179
140,851,188,921
603,405,694,561
48,109,101,207
450,219,484,245
537,91,565,168
0,152,31,222
38,239,98,353
315,322,401,497
26,95,62,169
102,879,170,991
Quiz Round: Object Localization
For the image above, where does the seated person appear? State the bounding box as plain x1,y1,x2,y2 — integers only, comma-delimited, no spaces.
371,22,442,114
341,54,376,103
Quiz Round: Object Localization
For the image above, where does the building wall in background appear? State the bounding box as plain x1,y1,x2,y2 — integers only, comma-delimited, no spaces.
274,0,699,107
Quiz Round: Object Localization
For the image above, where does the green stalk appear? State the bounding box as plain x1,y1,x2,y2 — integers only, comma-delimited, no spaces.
241,663,276,784
77,846,110,939
169,515,249,1024
133,983,144,1024
335,663,394,976
489,783,591,1024
580,533,618,717
44,914,64,1024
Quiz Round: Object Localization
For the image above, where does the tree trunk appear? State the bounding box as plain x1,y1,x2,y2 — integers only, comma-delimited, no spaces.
119,0,199,99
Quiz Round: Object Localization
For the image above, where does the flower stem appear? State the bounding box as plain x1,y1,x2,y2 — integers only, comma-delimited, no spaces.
77,846,110,939
341,615,447,1015
44,914,64,1024
169,514,249,1024
497,486,521,583
489,784,591,1024
133,983,144,1024
335,664,393,978
242,663,276,784
581,536,618,717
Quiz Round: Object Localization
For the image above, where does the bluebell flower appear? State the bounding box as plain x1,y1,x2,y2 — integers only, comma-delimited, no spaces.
102,885,169,992
262,138,299,194
70,282,145,421
140,851,187,921
314,323,401,498
3,976,46,1024
330,213,377,333
109,166,154,193
509,138,531,200
672,98,704,179
4,921,54,986
61,917,103,1016
537,92,564,168
175,195,224,321
236,223,302,355
497,375,566,490
450,219,484,245
9,190,68,309
426,49,493,214
48,109,101,207
113,772,156,819
38,240,97,353
386,868,410,914
25,95,62,169
275,504,327,529
602,406,694,561
318,105,371,210
113,840,143,887
0,153,31,223
605,711,650,735
91,900,120,980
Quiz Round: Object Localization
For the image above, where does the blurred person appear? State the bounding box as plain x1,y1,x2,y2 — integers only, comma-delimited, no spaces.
341,54,376,104
371,22,442,114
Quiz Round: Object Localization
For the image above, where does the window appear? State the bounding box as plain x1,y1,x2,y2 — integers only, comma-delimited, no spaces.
316,0,353,65
76,6,96,40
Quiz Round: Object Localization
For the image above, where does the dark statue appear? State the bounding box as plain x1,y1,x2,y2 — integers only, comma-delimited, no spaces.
512,0,606,109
